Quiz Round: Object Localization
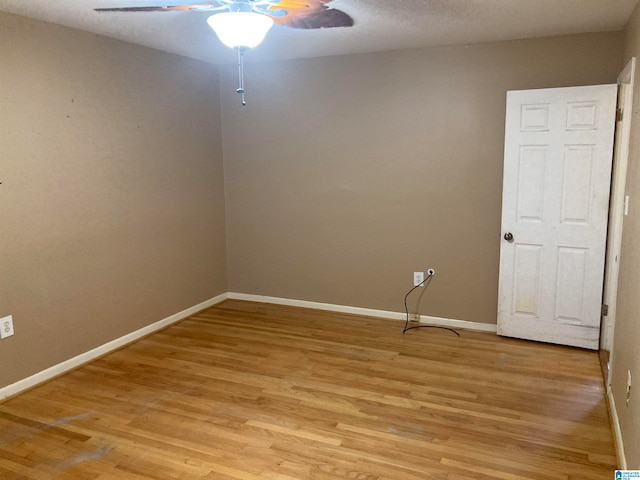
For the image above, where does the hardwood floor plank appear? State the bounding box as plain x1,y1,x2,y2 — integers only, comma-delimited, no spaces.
0,300,617,479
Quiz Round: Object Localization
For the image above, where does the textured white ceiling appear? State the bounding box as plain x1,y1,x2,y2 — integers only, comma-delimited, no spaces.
0,0,638,64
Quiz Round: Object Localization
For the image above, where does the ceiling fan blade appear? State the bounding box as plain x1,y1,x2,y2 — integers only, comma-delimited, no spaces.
269,0,354,29
254,6,287,17
95,4,225,13
280,8,353,29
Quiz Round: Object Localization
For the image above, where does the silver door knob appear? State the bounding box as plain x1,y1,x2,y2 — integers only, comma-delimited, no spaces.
504,232,514,242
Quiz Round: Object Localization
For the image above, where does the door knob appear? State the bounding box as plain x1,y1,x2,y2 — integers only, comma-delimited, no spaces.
504,232,514,242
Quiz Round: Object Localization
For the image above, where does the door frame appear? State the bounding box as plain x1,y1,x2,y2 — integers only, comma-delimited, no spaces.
600,57,636,363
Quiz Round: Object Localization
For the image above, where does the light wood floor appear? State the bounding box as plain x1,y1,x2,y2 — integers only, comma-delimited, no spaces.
0,300,617,479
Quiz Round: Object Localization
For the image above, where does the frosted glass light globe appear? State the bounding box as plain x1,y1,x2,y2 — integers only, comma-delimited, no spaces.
207,12,274,49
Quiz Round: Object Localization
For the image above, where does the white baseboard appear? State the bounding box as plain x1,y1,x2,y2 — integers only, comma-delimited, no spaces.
0,293,228,401
227,292,497,333
607,385,627,469
1,292,496,401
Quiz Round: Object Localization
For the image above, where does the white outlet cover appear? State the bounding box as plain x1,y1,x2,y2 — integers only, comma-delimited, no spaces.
1,315,14,339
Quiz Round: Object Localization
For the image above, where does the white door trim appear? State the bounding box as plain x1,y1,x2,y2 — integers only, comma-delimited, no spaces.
600,57,636,357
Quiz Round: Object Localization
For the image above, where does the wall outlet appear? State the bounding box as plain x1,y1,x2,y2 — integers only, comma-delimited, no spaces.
409,313,420,322
1,315,14,339
427,268,436,276
413,271,424,287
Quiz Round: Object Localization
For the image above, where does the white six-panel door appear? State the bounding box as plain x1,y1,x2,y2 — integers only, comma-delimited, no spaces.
498,85,617,350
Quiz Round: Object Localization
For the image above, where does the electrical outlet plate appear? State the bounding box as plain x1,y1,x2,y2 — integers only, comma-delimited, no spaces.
409,313,420,321
1,315,14,339
413,271,424,287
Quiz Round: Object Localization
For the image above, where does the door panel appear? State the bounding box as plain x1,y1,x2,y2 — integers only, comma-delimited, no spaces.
498,85,617,349
512,244,542,316
561,146,594,223
517,147,547,221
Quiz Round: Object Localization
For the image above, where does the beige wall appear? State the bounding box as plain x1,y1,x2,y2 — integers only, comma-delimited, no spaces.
0,12,227,388
613,4,640,469
221,32,623,324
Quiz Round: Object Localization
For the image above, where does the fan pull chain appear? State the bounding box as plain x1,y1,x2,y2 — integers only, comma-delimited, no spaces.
236,47,247,106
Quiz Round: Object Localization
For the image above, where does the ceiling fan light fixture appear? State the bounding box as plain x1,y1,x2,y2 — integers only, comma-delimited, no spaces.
207,12,274,49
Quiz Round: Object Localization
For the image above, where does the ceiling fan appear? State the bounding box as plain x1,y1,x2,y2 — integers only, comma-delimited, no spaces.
96,1,354,104
95,1,354,30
